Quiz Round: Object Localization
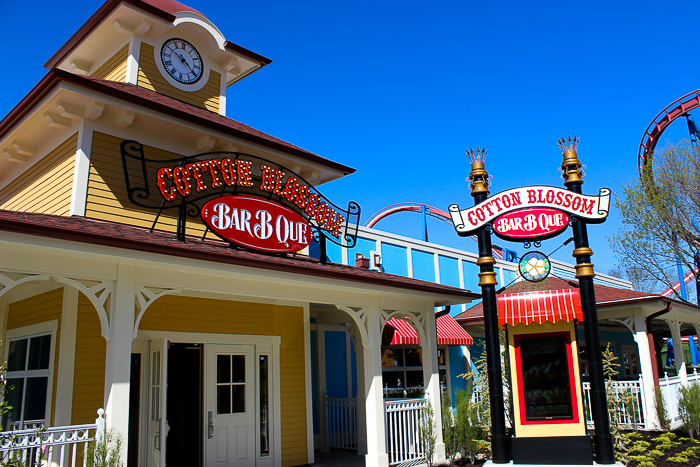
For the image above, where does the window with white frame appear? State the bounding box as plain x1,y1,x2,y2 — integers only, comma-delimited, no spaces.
2,332,52,429
381,347,448,398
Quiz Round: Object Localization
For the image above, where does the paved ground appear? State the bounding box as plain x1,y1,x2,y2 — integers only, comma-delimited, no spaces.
311,450,365,466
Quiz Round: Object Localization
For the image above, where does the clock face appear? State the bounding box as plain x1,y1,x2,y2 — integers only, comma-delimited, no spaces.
161,39,203,84
519,251,551,282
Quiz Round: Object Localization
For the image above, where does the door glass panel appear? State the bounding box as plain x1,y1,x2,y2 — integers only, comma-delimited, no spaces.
218,385,231,414
151,351,160,421
7,340,27,372
260,355,269,457
218,355,231,383
232,356,245,383
231,385,245,413
24,377,48,421
27,335,51,370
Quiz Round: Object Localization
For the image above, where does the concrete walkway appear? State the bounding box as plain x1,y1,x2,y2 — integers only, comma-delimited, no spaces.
311,450,365,467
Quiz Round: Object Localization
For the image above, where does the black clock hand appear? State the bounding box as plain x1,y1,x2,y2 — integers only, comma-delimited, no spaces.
174,52,192,71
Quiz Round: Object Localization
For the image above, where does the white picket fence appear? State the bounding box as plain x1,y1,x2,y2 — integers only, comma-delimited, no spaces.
325,397,358,450
384,398,426,467
0,409,104,467
582,378,647,429
659,368,700,424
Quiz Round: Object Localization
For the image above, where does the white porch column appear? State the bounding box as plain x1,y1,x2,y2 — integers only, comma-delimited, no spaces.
632,310,660,429
54,287,79,425
104,263,135,461
363,302,389,467
665,319,688,386
420,310,445,462
355,337,368,456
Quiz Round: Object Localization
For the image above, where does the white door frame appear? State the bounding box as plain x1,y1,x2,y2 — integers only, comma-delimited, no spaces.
137,331,282,467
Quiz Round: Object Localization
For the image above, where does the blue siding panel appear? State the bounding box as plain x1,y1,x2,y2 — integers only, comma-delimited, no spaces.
439,256,460,287
462,260,480,293
346,237,377,264
449,345,468,403
311,330,318,434
325,331,348,398
382,243,409,277
412,250,435,282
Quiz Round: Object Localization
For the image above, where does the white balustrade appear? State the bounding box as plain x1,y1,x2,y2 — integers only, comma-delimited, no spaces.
384,398,425,467
0,409,104,467
582,379,646,429
660,368,700,424
325,397,358,450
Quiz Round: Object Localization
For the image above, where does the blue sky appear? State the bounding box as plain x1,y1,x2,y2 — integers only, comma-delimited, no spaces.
2,1,699,278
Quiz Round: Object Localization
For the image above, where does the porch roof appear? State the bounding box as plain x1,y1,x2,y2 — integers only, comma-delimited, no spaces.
454,276,699,325
0,210,480,304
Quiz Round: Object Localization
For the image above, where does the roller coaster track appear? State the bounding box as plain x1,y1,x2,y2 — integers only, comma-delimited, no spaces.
637,89,700,178
363,202,516,261
638,89,700,299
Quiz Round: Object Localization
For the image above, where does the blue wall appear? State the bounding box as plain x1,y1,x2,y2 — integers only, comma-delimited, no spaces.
325,331,349,398
412,250,435,282
449,346,468,403
382,243,409,276
439,255,460,288
347,237,377,264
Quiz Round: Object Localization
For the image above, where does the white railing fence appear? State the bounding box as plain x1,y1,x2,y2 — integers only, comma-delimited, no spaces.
583,379,646,430
325,397,357,450
384,398,425,467
660,368,700,423
0,409,104,467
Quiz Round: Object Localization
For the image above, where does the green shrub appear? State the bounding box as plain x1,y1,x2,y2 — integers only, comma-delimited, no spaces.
633,440,651,448
681,448,698,458
627,432,643,439
656,443,673,452
678,382,700,439
86,429,123,467
628,445,647,455
628,455,651,462
679,437,699,444
637,461,655,467
667,455,689,464
647,450,664,459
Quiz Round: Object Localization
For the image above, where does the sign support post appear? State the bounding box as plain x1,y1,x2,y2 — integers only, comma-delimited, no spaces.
468,149,510,463
559,137,615,464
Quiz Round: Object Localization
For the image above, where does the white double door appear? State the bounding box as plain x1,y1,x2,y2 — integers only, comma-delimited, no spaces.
147,341,270,467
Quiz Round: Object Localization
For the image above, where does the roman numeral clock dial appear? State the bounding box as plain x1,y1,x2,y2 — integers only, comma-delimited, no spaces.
160,39,203,84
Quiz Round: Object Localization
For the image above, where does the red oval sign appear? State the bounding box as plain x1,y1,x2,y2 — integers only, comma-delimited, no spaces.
202,196,312,253
493,208,569,240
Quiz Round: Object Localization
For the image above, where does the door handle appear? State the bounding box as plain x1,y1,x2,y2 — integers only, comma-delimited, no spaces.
155,418,161,450
208,411,214,439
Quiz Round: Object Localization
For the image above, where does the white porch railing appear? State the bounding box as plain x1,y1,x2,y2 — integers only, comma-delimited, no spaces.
0,409,104,467
384,398,425,467
325,397,358,450
660,368,700,423
582,379,646,429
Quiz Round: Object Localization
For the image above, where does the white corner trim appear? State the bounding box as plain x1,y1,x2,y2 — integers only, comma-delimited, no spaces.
70,123,93,216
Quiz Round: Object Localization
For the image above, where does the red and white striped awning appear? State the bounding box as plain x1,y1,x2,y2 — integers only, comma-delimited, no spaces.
497,288,583,327
385,315,473,346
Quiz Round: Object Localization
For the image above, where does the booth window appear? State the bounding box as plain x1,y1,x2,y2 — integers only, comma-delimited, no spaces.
381,347,448,398
3,333,52,429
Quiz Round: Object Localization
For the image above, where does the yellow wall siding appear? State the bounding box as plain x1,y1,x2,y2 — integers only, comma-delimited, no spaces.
85,132,216,238
71,294,106,425
139,297,308,467
137,42,221,112
0,133,77,216
7,288,63,426
91,44,129,82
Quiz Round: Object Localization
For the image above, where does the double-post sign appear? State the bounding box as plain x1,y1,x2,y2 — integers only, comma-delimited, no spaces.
448,138,615,465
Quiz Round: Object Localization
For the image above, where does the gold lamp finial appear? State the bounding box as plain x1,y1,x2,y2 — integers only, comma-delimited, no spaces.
558,136,583,186
467,147,490,197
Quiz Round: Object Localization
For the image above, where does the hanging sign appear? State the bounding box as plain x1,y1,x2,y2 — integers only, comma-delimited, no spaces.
493,208,569,242
449,186,610,237
202,196,312,253
120,140,361,251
